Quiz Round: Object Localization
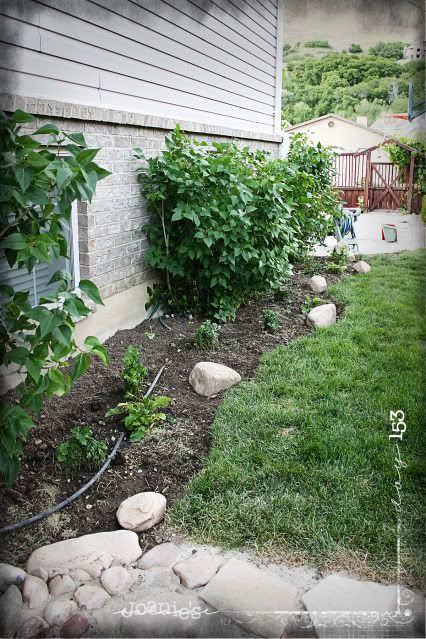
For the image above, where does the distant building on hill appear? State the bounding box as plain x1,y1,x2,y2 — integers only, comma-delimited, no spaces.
403,42,426,60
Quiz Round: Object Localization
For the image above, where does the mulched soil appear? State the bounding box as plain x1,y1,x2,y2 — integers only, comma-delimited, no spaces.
0,259,348,566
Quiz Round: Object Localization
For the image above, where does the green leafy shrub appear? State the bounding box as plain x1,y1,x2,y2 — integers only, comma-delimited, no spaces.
0,110,110,484
301,295,323,314
273,287,289,301
304,40,331,48
386,138,426,200
57,426,108,471
368,41,407,60
349,43,363,54
136,126,339,322
421,195,426,224
262,309,280,333
106,396,171,442
123,346,148,399
194,320,221,350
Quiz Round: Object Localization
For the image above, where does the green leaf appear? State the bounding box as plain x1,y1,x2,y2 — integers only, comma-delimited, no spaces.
76,148,100,164
0,233,27,250
11,110,36,123
25,358,43,383
33,124,60,135
56,166,73,191
78,280,104,305
65,132,86,146
71,352,90,383
84,336,109,365
48,269,72,285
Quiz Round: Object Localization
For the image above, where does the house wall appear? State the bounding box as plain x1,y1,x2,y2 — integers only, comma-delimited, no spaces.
0,0,283,134
287,117,387,160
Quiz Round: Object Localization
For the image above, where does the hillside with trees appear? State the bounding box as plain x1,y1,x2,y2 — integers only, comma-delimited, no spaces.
282,41,424,126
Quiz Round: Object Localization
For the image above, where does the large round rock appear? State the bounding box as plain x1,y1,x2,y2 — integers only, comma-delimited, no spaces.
116,492,166,532
306,304,336,329
189,362,241,397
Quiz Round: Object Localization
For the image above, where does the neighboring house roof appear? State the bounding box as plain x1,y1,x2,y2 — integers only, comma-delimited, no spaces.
285,113,385,137
372,113,426,139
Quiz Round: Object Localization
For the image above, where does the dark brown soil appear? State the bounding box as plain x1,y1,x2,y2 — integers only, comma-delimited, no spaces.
0,261,347,566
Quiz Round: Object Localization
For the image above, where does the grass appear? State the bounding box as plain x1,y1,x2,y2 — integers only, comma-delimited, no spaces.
171,252,425,588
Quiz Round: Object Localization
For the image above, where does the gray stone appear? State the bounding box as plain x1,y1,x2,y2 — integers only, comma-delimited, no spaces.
0,585,23,638
140,569,180,591
68,569,92,583
43,599,78,627
74,585,111,611
306,303,336,329
302,574,401,638
309,275,327,294
49,575,76,597
138,543,182,570
173,553,223,589
27,531,142,577
116,492,166,532
22,575,49,610
189,362,241,397
200,558,297,637
353,260,371,273
15,615,49,638
100,567,129,596
0,563,26,594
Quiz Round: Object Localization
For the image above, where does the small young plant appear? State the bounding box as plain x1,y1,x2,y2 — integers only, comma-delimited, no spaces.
194,320,221,350
106,396,171,442
123,346,148,399
299,254,318,275
274,287,289,302
326,246,347,273
262,309,280,333
56,427,108,471
301,295,323,314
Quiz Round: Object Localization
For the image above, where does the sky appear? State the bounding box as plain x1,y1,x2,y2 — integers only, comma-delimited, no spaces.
283,0,425,50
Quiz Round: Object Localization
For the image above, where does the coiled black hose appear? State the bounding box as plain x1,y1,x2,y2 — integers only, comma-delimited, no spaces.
0,365,166,535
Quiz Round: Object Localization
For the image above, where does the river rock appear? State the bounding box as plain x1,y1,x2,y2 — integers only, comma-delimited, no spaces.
49,574,76,596
173,553,223,589
100,566,129,596
138,543,182,569
116,492,166,532
22,575,49,610
15,615,49,638
0,563,26,593
43,599,77,626
30,567,49,582
27,531,142,577
73,585,110,610
353,260,371,273
309,275,327,294
189,362,241,397
306,303,336,329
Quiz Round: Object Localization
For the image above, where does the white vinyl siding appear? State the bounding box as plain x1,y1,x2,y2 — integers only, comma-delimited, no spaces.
0,0,282,134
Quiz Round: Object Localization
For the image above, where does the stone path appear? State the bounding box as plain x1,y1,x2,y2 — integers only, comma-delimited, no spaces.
0,532,424,638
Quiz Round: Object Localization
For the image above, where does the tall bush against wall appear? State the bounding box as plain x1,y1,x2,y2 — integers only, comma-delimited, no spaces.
136,126,339,322
0,110,110,483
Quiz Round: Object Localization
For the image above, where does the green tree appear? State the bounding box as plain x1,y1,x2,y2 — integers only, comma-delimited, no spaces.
349,43,363,54
368,41,407,60
0,110,110,483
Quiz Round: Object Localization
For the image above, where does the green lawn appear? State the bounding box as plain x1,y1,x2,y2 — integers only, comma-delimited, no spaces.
171,252,425,587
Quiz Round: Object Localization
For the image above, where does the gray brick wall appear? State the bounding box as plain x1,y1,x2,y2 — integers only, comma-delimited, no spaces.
4,97,282,300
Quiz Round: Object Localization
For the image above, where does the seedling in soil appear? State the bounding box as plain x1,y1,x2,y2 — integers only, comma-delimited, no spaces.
194,320,221,350
274,287,290,302
56,426,108,471
123,346,148,399
262,309,280,333
106,396,172,442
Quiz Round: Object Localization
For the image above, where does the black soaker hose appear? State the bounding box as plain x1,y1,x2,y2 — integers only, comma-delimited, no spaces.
0,365,166,535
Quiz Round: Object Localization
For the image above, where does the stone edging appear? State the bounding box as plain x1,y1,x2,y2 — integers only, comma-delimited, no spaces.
0,94,283,143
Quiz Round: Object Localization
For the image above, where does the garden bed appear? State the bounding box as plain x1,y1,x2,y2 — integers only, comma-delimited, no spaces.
0,260,344,566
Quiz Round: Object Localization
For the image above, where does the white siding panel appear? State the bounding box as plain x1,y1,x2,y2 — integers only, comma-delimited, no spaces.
154,0,276,57
36,3,274,95
36,0,275,86
41,30,273,114
0,0,282,135
91,0,275,76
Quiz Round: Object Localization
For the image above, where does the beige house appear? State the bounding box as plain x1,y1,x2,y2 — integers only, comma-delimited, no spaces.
284,114,388,160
